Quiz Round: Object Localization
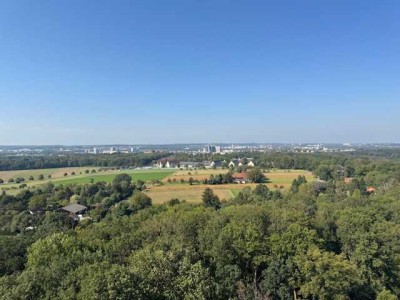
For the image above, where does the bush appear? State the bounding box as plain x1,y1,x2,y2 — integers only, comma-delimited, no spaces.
130,192,152,213
168,198,180,206
15,177,25,184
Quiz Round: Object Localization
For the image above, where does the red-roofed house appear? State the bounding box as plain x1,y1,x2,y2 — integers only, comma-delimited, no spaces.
232,172,248,184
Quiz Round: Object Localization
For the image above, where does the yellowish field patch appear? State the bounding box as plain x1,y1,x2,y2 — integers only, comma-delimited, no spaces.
162,169,228,182
163,169,313,186
265,169,314,186
0,167,100,182
146,183,258,205
149,169,314,204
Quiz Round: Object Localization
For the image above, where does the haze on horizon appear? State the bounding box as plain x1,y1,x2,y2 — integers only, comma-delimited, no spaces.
0,0,399,145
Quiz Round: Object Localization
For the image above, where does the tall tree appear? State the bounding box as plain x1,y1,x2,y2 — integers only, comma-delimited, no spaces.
202,188,221,209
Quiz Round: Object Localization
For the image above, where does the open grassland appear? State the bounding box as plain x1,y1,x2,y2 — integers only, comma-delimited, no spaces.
0,168,175,193
163,169,229,182
148,169,314,204
0,167,100,182
146,183,258,205
51,169,174,185
163,168,313,186
264,169,313,186
1,167,313,202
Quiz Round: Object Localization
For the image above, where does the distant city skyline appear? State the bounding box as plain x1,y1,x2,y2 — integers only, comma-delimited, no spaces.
1,1,399,144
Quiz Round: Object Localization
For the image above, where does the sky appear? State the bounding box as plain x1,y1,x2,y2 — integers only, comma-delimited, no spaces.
0,0,399,145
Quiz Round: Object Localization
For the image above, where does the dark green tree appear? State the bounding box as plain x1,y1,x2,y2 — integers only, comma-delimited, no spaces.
247,168,267,183
202,188,221,209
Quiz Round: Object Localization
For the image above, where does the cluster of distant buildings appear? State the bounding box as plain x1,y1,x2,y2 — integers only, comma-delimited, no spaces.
201,144,265,154
83,144,234,155
290,144,356,153
0,143,369,156
156,157,255,169
85,146,138,154
202,144,222,153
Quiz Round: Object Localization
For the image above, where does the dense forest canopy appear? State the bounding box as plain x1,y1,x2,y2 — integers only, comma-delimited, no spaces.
1,151,400,299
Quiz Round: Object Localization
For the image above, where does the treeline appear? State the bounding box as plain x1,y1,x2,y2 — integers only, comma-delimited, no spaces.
3,150,400,184
176,151,400,187
0,153,169,171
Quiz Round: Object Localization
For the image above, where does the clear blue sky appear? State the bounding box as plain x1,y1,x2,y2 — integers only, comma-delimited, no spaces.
0,0,399,145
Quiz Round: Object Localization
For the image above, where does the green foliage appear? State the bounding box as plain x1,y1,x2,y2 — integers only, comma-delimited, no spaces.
129,192,152,213
168,198,181,206
28,195,47,211
377,290,398,300
67,262,143,299
113,173,132,185
0,235,33,276
202,188,221,208
207,171,233,184
2,151,400,298
0,152,171,171
296,248,360,299
291,175,307,193
247,168,268,183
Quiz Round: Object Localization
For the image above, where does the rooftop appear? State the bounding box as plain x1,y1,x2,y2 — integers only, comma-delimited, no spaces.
232,172,247,179
60,203,87,214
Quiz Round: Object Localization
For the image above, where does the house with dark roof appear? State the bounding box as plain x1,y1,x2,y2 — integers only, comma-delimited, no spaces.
59,203,87,220
156,157,179,168
213,160,224,168
229,159,240,167
229,159,255,168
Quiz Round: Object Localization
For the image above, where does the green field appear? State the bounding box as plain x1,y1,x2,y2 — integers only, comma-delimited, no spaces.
1,167,314,200
0,167,97,182
52,169,175,185
0,168,175,192
229,189,241,197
